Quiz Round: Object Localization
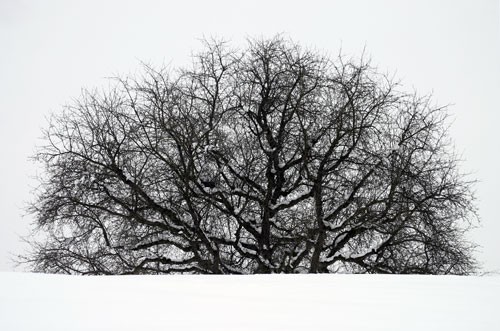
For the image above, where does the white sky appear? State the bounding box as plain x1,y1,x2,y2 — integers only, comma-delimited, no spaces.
0,0,498,272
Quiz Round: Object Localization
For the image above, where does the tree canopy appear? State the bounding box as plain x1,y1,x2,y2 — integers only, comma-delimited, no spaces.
24,37,477,274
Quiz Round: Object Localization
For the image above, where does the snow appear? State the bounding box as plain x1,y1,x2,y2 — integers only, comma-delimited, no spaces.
0,272,499,331
204,144,216,153
262,146,277,154
333,232,347,246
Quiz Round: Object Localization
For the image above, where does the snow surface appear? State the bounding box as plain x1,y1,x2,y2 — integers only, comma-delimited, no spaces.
0,272,498,331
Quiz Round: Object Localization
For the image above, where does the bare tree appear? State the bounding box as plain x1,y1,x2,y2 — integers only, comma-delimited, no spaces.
23,37,477,275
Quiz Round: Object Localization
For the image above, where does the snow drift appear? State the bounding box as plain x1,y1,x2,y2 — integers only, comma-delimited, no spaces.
0,272,498,330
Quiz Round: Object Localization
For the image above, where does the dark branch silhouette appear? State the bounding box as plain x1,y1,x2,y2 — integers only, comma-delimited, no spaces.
22,36,478,275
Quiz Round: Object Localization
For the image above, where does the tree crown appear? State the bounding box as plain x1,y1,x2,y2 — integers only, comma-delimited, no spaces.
24,37,477,275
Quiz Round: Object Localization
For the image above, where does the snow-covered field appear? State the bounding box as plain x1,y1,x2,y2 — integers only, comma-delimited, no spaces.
0,272,498,330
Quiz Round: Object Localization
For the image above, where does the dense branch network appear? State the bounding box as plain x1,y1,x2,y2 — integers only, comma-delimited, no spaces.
24,37,477,274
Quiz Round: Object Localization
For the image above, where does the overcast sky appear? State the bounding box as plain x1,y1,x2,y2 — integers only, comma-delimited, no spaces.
0,0,498,272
